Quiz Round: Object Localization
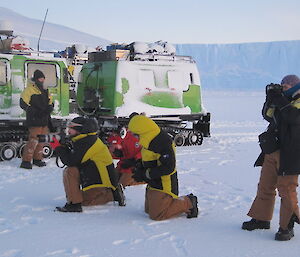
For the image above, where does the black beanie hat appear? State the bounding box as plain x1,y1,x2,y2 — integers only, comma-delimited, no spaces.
68,117,99,134
68,117,85,133
33,69,45,81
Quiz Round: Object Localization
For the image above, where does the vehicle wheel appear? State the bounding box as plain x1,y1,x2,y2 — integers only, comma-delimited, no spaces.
0,144,17,161
43,144,53,159
188,131,203,145
17,143,26,158
173,133,185,147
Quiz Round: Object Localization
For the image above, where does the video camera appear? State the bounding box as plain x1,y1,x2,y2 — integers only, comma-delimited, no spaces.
265,83,283,95
37,131,69,145
38,131,72,168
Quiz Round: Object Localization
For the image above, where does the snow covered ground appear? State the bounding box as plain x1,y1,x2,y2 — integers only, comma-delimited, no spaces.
1,91,300,257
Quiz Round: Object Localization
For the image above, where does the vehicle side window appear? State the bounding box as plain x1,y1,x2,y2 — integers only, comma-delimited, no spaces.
0,60,8,86
139,69,155,90
167,70,191,92
27,63,58,88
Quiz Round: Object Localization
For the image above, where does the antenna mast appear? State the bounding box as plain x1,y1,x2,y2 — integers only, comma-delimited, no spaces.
37,8,48,53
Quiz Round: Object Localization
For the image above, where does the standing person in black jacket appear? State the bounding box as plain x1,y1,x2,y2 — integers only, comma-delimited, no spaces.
242,75,300,241
20,70,53,169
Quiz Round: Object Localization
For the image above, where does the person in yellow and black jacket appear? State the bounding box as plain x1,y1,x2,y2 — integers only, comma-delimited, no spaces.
20,69,53,169
128,115,198,220
242,75,300,241
53,117,126,212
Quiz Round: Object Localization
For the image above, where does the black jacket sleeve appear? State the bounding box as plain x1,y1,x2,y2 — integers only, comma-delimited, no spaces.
279,104,300,125
55,136,97,167
146,132,176,179
20,98,29,111
262,100,274,123
55,146,80,167
148,144,175,179
55,143,87,167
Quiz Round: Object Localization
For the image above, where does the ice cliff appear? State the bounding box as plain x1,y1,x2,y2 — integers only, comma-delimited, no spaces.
176,41,300,90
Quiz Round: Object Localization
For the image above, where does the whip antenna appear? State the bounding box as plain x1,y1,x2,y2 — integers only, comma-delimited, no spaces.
37,8,48,53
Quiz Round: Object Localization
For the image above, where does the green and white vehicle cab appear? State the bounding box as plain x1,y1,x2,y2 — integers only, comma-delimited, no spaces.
0,53,70,116
0,47,73,160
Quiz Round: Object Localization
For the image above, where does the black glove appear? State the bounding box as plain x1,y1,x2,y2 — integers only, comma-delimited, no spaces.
132,166,149,183
120,158,136,169
266,89,282,102
113,148,123,158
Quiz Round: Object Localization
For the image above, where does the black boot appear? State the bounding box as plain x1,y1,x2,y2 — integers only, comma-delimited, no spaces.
55,202,82,213
187,193,198,218
112,184,126,206
20,161,32,169
275,227,294,241
288,213,300,227
33,159,46,167
275,214,298,241
242,218,270,231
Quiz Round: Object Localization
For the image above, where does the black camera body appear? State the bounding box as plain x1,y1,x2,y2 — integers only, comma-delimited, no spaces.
37,131,69,145
265,83,283,95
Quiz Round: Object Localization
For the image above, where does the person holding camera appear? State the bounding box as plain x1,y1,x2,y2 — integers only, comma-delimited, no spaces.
242,75,300,241
51,116,125,212
128,115,198,220
20,69,53,169
107,128,143,187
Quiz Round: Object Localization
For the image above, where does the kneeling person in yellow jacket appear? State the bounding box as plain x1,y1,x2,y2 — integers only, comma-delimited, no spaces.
53,117,125,212
128,115,198,220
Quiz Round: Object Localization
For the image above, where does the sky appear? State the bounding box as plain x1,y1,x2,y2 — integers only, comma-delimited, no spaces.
1,0,300,44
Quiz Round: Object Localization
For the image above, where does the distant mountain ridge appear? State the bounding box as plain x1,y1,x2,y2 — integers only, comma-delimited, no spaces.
0,7,111,51
1,7,299,90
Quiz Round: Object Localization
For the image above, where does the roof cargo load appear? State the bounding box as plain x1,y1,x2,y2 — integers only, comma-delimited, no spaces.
88,50,130,62
0,20,13,36
0,36,30,52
